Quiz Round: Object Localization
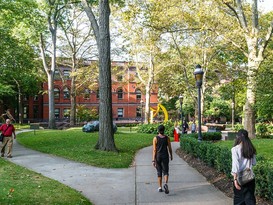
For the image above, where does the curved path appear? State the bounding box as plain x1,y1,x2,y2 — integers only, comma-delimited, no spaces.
7,132,232,205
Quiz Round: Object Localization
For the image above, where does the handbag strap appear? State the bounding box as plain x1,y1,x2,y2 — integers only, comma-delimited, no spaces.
248,158,252,169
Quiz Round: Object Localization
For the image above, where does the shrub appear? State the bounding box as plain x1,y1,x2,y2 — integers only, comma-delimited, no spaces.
136,121,174,137
234,123,244,131
256,123,271,139
180,137,273,202
185,132,222,141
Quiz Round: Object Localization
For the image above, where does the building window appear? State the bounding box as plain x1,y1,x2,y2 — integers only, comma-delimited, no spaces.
55,108,60,119
54,88,60,99
96,89,99,99
34,95,39,101
23,106,28,118
136,108,141,117
55,70,60,79
117,108,124,118
117,75,123,82
33,105,39,118
117,88,123,99
84,88,90,99
63,108,70,118
63,87,70,99
136,89,141,100
63,70,70,79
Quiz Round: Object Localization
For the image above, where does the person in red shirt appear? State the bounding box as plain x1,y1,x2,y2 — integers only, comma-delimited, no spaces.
0,118,16,158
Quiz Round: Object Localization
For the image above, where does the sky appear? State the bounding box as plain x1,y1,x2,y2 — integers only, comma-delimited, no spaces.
258,0,273,13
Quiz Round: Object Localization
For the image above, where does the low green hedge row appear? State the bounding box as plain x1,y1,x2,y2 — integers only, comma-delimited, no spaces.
137,121,222,141
180,137,273,201
184,132,222,141
136,121,174,137
180,136,232,176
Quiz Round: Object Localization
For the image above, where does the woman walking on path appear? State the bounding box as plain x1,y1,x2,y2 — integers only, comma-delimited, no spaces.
152,125,173,194
231,129,257,205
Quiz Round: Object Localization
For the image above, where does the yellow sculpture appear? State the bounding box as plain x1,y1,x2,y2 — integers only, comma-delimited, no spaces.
150,103,169,122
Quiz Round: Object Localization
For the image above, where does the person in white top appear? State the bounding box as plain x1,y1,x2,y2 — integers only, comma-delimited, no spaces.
231,129,257,205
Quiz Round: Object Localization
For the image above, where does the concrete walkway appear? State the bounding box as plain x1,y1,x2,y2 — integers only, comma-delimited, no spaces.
7,133,232,205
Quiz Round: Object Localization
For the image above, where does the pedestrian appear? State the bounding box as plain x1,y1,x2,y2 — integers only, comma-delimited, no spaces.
191,120,196,133
0,118,16,158
231,129,257,205
173,122,181,142
152,125,173,194
182,120,189,134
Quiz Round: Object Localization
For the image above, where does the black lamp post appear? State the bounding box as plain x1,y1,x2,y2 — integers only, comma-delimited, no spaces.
194,64,204,142
179,95,183,136
140,99,144,124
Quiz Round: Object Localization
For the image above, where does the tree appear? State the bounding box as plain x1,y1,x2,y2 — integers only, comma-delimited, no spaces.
81,0,116,151
39,0,67,129
214,0,273,137
58,4,97,126
0,0,43,122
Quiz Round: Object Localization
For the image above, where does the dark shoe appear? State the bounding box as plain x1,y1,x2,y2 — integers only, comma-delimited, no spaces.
158,187,163,192
164,184,169,194
7,156,12,158
1,154,4,157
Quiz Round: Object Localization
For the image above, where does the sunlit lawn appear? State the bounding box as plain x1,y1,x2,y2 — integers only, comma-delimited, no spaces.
0,158,91,205
0,127,155,204
16,128,155,168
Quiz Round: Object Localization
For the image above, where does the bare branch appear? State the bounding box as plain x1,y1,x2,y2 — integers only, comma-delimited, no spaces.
81,0,99,42
39,33,50,75
258,20,273,59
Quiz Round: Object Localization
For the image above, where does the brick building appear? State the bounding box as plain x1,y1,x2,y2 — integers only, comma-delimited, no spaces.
40,60,158,123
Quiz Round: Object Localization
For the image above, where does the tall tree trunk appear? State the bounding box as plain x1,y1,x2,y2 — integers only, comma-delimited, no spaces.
70,77,76,126
48,72,56,129
244,54,260,138
13,78,23,124
70,53,77,126
144,86,151,124
95,0,116,151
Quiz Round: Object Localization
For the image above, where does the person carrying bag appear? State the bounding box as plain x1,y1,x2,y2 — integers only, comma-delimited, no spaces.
231,129,257,205
0,119,16,158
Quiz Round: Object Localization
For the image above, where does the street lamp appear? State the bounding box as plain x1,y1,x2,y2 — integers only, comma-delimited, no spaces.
179,95,183,136
140,99,144,124
231,101,235,129
194,64,204,142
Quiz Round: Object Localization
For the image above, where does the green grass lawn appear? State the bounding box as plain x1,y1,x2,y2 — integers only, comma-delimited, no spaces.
16,128,155,168
0,159,91,205
218,138,273,162
1,128,155,204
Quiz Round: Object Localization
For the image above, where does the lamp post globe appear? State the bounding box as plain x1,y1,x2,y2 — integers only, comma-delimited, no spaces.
194,64,204,142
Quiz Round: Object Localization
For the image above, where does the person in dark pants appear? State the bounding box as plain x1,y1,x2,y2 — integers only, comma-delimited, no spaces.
182,120,189,134
152,125,173,194
231,129,256,205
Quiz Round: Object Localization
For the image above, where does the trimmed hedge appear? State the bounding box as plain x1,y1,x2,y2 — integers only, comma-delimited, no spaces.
185,132,222,141
180,137,273,202
137,121,222,141
136,121,174,137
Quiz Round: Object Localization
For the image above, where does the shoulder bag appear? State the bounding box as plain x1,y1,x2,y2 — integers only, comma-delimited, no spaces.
237,159,255,186
0,126,9,142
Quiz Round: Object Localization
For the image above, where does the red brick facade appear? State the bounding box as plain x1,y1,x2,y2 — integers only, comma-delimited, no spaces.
41,61,159,122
